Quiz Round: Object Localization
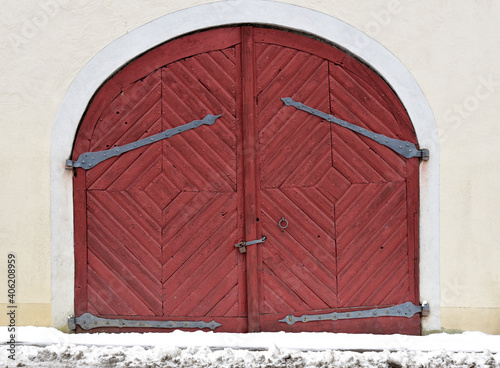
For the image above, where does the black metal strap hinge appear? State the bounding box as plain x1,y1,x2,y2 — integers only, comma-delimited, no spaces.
66,114,222,170
279,301,429,325
68,313,221,331
282,98,429,160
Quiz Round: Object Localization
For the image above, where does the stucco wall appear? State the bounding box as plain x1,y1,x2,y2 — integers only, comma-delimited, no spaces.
1,0,499,334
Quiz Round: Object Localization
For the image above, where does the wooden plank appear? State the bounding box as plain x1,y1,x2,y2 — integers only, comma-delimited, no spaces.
261,189,336,267
171,252,238,317
407,158,420,303
255,44,298,92
163,218,238,315
255,29,337,330
87,191,162,271
241,26,260,332
329,65,407,182
73,169,88,316
161,195,237,289
233,42,248,321
336,183,404,249
86,192,163,315
161,191,213,241
341,241,409,307
89,71,162,152
160,51,238,193
113,27,241,88
187,273,239,317
256,47,330,189
87,284,118,315
161,192,228,262
333,315,421,335
336,183,410,308
316,168,351,204
86,101,162,190
87,250,154,316
341,54,417,142
281,134,332,188
330,64,404,139
261,265,312,312
185,52,237,114
72,78,121,159
88,135,162,191
253,27,345,65
260,191,337,312
261,120,330,189
262,242,334,311
280,187,335,238
206,285,240,317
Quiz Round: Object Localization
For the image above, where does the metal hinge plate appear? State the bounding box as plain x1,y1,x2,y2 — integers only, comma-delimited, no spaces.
282,98,429,160
279,301,429,325
66,114,221,170
68,313,221,331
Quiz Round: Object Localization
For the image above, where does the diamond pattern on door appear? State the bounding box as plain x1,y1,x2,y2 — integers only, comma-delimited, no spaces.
73,26,420,334
74,29,245,331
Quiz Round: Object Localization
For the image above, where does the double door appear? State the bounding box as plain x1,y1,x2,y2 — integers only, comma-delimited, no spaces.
72,26,420,334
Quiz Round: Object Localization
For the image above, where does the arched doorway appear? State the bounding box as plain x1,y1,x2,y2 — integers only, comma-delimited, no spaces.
69,26,425,334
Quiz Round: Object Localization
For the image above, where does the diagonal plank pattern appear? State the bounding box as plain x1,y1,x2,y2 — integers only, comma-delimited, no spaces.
336,182,410,308
75,26,419,334
87,190,163,316
161,50,237,193
256,42,339,316
85,45,242,319
329,62,409,184
261,188,337,313
160,47,241,318
255,32,417,334
86,71,164,316
256,43,331,190
161,192,239,317
87,71,163,190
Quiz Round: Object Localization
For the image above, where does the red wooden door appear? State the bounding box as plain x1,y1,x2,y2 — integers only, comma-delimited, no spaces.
73,28,248,332
252,29,420,334
72,26,420,334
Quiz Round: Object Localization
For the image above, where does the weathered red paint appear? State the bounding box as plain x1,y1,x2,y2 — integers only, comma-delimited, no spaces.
73,26,420,334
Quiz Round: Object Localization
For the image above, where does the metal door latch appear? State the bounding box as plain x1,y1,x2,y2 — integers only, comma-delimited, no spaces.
282,97,429,160
279,301,429,325
66,114,221,170
235,236,266,253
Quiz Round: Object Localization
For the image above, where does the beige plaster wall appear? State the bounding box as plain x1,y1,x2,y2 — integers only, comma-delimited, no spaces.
1,0,499,334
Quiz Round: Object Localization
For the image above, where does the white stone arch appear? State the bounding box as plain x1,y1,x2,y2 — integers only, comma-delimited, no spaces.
51,0,440,332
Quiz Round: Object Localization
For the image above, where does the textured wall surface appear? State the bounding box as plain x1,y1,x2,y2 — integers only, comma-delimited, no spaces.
1,0,499,334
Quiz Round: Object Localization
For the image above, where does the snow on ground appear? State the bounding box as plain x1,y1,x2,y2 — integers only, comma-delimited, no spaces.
1,327,500,367
3,344,500,368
